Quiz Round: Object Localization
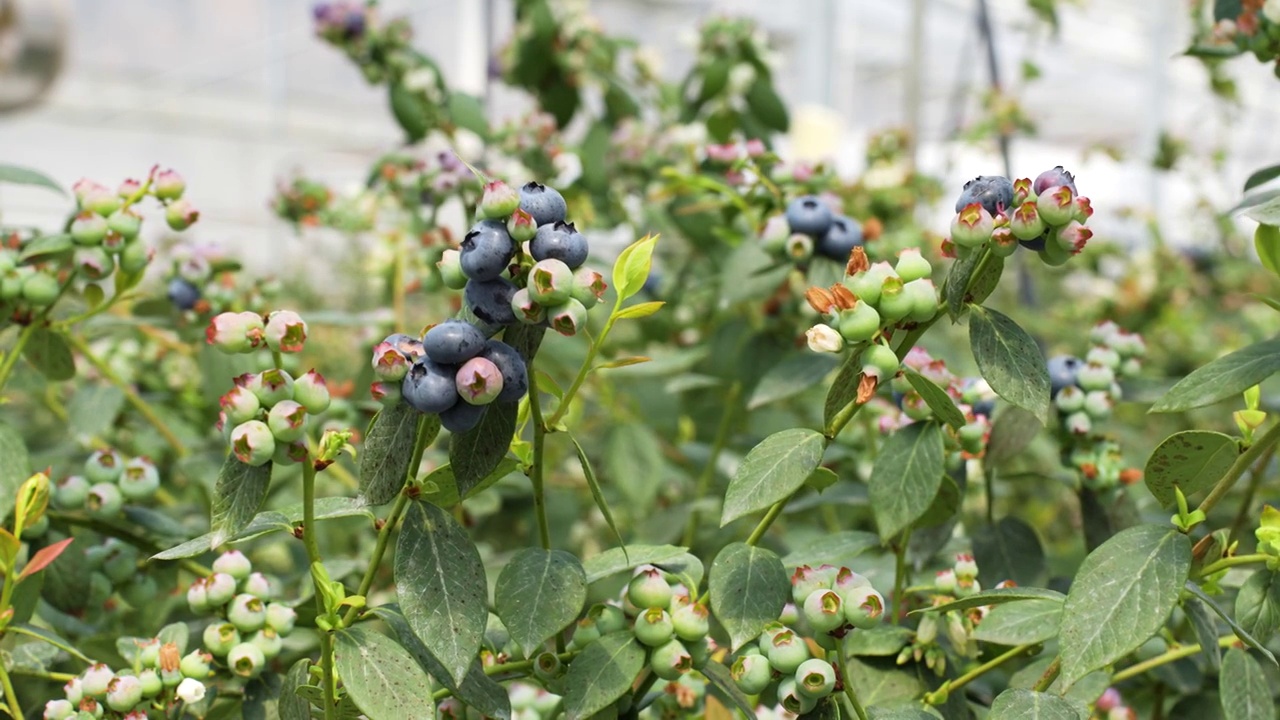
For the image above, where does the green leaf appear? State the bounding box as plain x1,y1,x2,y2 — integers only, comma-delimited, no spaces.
919,587,1065,614
389,83,431,143
209,458,273,547
971,598,1063,645
0,421,31,522
23,328,75,381
420,458,520,508
944,251,1004,320
867,708,939,720
605,422,664,510
1245,163,1280,192
744,78,788,132
1235,569,1280,646
868,422,945,540
1255,225,1280,277
612,235,658,302
1151,338,1280,412
1237,187,1280,225
1143,431,1239,508
153,499,373,560
1185,581,1277,667
988,689,1087,720
984,407,1042,465
748,353,840,410
561,633,646,720
277,658,312,720
370,605,511,719
359,404,430,506
449,401,516,497
569,433,625,553
969,307,1051,424
494,548,587,655
1058,525,1191,687
972,516,1047,588
1220,647,1274,720
824,346,868,434
904,372,966,429
19,234,74,261
582,544,699,584
846,625,915,657
395,500,488,684
721,428,825,526
781,530,881,568
0,164,65,195
446,92,488,138
708,542,789,650
1185,595,1222,671
67,385,125,440
700,660,759,718
334,627,435,719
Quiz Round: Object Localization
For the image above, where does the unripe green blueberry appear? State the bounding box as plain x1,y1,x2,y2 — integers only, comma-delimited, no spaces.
438,249,469,290
202,622,241,657
786,233,814,262
53,475,90,509
843,586,885,629
1076,362,1114,392
267,400,308,443
105,675,143,712
101,544,139,585
74,246,114,280
118,457,160,501
507,208,538,243
795,658,836,699
1083,390,1113,420
137,669,162,698
248,628,283,660
84,449,124,485
119,575,158,607
43,698,76,720
760,214,790,254
107,209,142,241
1036,185,1076,226
951,203,994,249
633,607,674,647
179,650,213,679
777,677,817,715
241,571,273,599
686,637,711,669
165,199,199,231
136,640,160,669
766,629,810,674
731,653,773,695
589,604,628,635
118,240,151,274
904,279,938,323
570,617,601,649
71,212,109,246
570,268,607,309
246,368,294,407
671,602,710,641
187,578,211,613
1085,345,1121,371
153,169,186,201
264,602,297,634
231,420,275,467
1064,410,1091,435
1055,385,1085,414
650,639,692,681
876,279,914,323
226,642,266,678
861,343,900,381
802,589,845,634
293,369,331,414
204,572,238,608
547,298,589,337
228,593,267,633
757,623,788,655
478,180,521,220
80,664,115,697
837,302,880,343
21,271,60,307
791,565,829,606
528,259,574,305
895,248,933,283
79,697,106,719
1009,201,1045,241
264,310,308,354
628,568,673,610
85,483,124,518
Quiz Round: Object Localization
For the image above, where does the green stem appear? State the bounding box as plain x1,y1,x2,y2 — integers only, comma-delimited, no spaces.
302,459,338,720
630,671,661,712
746,499,788,547
892,529,912,625
1111,636,1236,682
0,666,22,717
68,334,187,457
545,312,621,429
835,636,870,720
7,668,76,683
526,360,552,550
826,315,941,441
1197,422,1280,516
342,490,411,626
925,644,1035,704
431,651,579,700
1228,444,1276,543
1197,553,1270,579
0,325,35,396
682,382,741,547
1031,656,1060,691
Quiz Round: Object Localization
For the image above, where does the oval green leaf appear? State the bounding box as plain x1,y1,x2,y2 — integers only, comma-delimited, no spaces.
359,404,431,506
1220,647,1274,720
582,544,701,585
494,548,587,655
0,421,31,522
209,457,273,548
917,587,1065,614
1058,524,1191,687
612,235,658,302
748,353,840,410
782,530,881,568
277,658,312,720
334,627,434,720
989,689,1087,720
0,164,66,195
708,542,789,651
904,371,966,429
720,428,825,526
972,516,1047,588
1151,338,1280,413
969,307,1051,425
1144,431,1239,508
561,633,646,720
24,328,76,382
971,598,1063,646
1255,224,1280,277
449,401,516,497
869,422,945,540
1235,569,1280,646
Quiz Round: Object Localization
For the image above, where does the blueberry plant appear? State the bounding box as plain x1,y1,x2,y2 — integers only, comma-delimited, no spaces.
2,3,1280,720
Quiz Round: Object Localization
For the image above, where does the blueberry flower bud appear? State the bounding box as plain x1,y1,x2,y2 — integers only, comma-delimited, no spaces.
106,209,142,241
153,169,186,201
265,602,297,634
510,288,545,325
634,607,675,647
81,664,115,697
205,572,238,607
951,203,993,249
118,457,160,501
175,677,206,704
803,589,846,634
86,483,124,518
206,312,265,354
43,699,75,720
806,323,845,353
547,298,588,337
649,639,693,681
1036,185,1076,226
731,653,772,695
247,368,295,407
228,593,267,633
767,629,811,674
437,249,468,290
231,420,275,467
202,622,241,656
165,199,200,231
843,586,884,628
179,650,213,679
570,267,607,309
71,212,109,246
264,310,308,354
105,675,143,712
220,385,262,425
479,180,521,220
267,400,308,442
507,208,538,243
293,369,331,414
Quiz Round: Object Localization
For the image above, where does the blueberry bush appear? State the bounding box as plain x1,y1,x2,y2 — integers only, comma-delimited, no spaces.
2,2,1280,720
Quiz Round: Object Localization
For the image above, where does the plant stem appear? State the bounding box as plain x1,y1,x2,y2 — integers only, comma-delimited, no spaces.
1196,553,1270,579
68,334,187,457
926,644,1034,704
892,529,912,624
835,636,870,720
342,490,411,626
431,651,579,700
7,668,76,683
630,671,661,712
0,325,35,396
1228,444,1275,543
1198,422,1280,516
302,459,338,720
545,312,621,429
1111,636,1236,682
746,499,788,547
0,666,22,718
526,360,552,550
682,382,741,547
1031,656,1060,691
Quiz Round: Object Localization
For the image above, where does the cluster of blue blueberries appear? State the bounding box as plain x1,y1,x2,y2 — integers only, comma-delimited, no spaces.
763,196,864,264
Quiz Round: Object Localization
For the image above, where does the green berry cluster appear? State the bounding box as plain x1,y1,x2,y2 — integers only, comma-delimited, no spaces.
908,554,987,675
186,551,297,681
51,450,161,522
804,248,936,357
1053,321,1146,438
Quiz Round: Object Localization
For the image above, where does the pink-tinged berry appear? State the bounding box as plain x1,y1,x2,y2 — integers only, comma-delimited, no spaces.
803,589,846,634
153,169,186,201
105,675,143,712
267,400,308,442
231,420,275,467
264,310,307,353
986,225,1017,257
953,553,978,579
81,663,115,697
548,298,588,337
44,699,75,719
438,249,468,290
73,179,108,206
75,247,114,280
745,138,766,157
242,571,272,598
106,209,142,240
454,357,504,406
71,211,109,246
1097,688,1122,712
204,572,238,607
833,567,871,597
843,586,884,628
1036,185,1076,226
117,178,142,199
220,385,262,425
950,203,994,249
372,341,411,381
528,258,574,305
1073,196,1093,223
766,629,811,674
1065,411,1091,435
649,639,693,681
570,267,607,309
806,323,844,353
478,180,521,220
370,380,402,405
705,143,740,164
629,568,674,609
507,208,538,243
1009,201,1045,241
206,312,265,354
1012,177,1034,205
213,550,253,580
1033,166,1077,195
511,288,545,325
1052,221,1092,255
187,577,211,613
730,653,772,695
247,368,294,406
165,199,200,230
935,568,957,594
293,369,331,414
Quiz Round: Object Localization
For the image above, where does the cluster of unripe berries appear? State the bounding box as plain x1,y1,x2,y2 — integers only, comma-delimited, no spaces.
52,449,161,521
63,537,159,615
438,181,606,337
208,309,331,466
371,321,528,434
910,554,986,674
948,167,1093,266
763,195,864,265
804,247,936,360
880,349,996,462
730,565,884,715
43,655,207,720
186,551,297,681
1047,321,1146,437
1206,2,1280,76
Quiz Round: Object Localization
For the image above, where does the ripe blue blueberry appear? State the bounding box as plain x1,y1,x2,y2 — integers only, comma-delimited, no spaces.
459,220,517,281
785,195,834,237
423,320,487,364
530,221,589,269
401,359,460,414
954,175,1014,217
816,215,863,261
479,340,529,403
464,277,519,326
167,278,201,310
1033,165,1077,195
439,398,488,434
518,182,568,227
1046,355,1082,397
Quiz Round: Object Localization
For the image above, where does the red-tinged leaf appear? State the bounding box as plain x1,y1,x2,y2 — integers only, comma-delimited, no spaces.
19,537,75,581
